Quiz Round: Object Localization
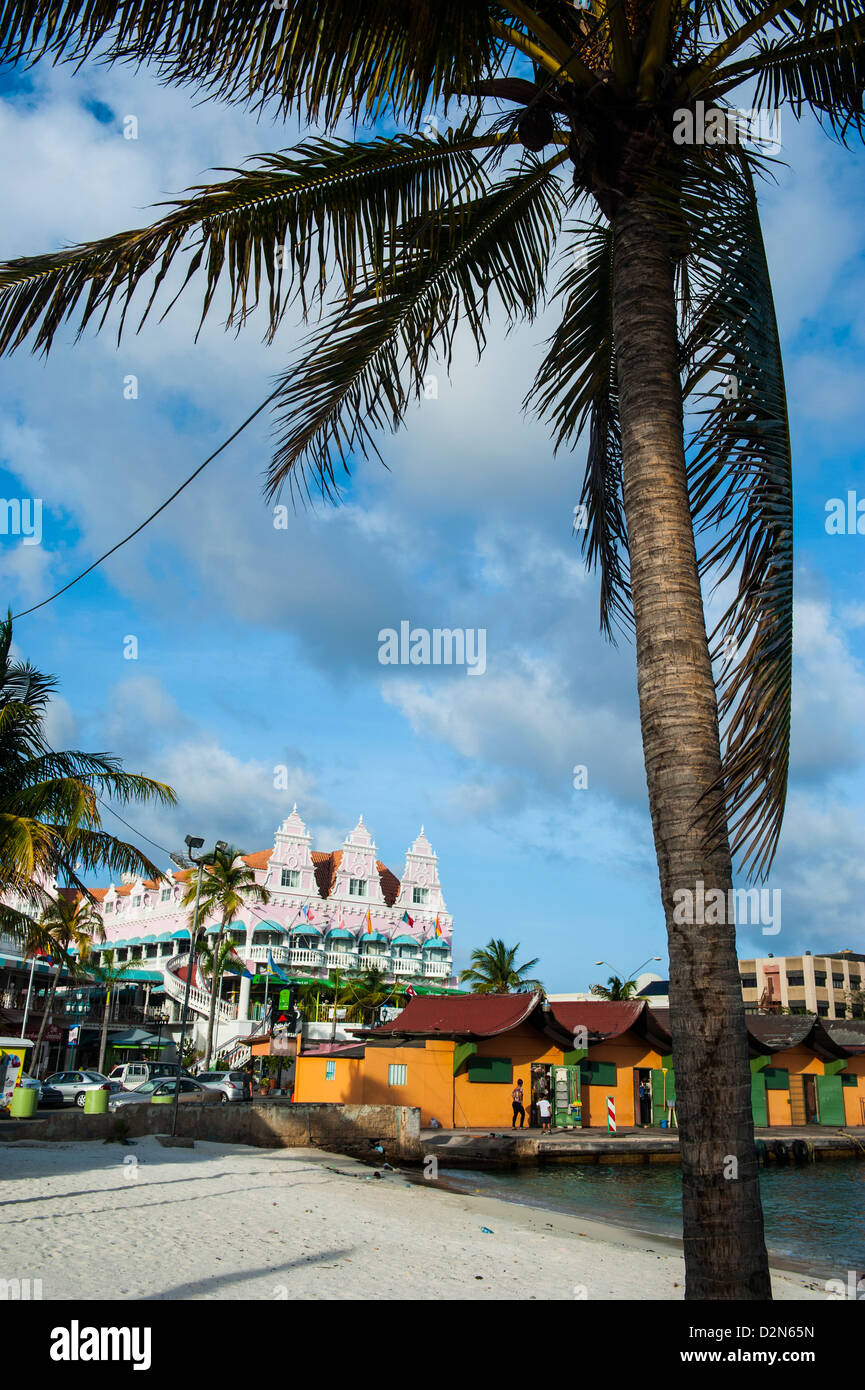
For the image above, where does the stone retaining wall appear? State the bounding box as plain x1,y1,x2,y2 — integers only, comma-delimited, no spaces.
0,1100,421,1160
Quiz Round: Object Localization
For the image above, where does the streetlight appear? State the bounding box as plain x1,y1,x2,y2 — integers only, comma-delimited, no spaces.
594,957,663,992
167,836,227,1138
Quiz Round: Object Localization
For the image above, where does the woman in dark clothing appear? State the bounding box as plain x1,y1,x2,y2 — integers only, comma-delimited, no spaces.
511,1078,526,1128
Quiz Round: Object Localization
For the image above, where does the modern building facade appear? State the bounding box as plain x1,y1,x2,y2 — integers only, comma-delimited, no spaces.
739,950,864,1018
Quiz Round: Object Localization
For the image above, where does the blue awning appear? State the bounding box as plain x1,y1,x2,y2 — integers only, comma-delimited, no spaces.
423,937,448,950
325,929,354,940
360,932,387,944
289,923,321,936
390,934,419,948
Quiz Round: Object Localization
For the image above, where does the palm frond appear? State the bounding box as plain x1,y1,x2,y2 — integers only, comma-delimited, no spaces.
679,159,793,880
0,0,502,127
528,218,632,638
0,127,494,355
267,150,568,501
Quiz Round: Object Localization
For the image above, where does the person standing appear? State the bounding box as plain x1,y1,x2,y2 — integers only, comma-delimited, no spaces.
537,1093,552,1134
511,1077,526,1129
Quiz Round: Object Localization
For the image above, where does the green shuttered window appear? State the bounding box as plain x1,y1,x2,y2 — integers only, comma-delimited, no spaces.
467,1056,512,1084
579,1060,617,1088
763,1067,789,1090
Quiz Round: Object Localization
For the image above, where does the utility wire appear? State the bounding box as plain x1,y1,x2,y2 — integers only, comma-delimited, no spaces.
11,3,626,623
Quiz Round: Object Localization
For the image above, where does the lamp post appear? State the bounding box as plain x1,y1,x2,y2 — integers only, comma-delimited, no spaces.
594,957,663,995
167,836,227,1139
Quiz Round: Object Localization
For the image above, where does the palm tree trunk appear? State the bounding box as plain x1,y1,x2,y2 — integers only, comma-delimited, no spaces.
32,962,61,1075
98,988,111,1074
203,926,224,1069
611,194,771,1301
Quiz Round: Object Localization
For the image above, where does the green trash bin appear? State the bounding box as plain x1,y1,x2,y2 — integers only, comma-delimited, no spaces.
84,1088,108,1114
10,1086,38,1118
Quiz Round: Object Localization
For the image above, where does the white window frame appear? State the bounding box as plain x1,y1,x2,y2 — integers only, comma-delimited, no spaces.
412,887,429,905
160,889,170,902
387,1063,407,1087
132,896,141,908
104,901,114,914
281,867,300,888
349,878,367,897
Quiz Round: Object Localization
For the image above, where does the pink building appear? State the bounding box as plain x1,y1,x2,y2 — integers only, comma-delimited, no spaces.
88,810,454,1053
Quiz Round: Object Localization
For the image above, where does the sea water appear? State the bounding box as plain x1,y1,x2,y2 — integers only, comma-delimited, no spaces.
439,1161,865,1279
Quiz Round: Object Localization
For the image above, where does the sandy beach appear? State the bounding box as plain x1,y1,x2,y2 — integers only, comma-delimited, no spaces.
0,1137,828,1300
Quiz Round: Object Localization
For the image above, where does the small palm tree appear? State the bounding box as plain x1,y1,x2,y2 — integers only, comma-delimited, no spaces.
183,847,270,1068
32,892,104,1071
88,948,139,1075
198,937,246,1020
459,939,542,994
0,616,176,945
590,975,638,1001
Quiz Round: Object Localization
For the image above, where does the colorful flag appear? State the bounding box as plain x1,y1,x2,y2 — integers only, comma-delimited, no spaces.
337,907,346,931
405,984,417,997
267,950,291,983
305,904,315,924
434,915,442,938
402,911,414,927
365,909,373,934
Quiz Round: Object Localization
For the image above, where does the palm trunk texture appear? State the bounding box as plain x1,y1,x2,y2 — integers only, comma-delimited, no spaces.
203,925,224,1069
611,196,771,1300
32,962,61,1073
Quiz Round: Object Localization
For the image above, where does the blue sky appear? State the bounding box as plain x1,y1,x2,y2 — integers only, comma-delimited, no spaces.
1,52,864,991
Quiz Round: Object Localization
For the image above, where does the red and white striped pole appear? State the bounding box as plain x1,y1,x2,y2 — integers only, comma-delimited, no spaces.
606,1095,616,1133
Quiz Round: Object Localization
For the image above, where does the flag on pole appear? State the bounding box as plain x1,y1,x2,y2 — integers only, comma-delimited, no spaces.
365,909,373,934
305,904,315,924
405,984,417,997
337,907,346,931
402,911,414,927
434,915,443,938
267,950,291,983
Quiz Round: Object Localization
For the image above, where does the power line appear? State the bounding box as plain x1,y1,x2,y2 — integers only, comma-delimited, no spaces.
11,5,624,623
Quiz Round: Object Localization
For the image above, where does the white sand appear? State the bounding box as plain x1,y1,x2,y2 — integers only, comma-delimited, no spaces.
0,1137,826,1300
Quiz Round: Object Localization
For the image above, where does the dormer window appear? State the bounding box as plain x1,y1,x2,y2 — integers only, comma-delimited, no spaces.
104,901,114,914
132,896,141,908
349,879,367,897
281,868,300,888
412,887,429,905
160,889,170,902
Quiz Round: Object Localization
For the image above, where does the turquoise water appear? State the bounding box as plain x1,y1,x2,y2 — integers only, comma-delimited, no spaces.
439,1162,865,1278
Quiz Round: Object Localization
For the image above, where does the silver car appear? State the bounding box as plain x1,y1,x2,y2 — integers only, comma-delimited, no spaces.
18,1071,65,1108
42,1070,122,1108
195,1070,251,1103
108,1077,221,1111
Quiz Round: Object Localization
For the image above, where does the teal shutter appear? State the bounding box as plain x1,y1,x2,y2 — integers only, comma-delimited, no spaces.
467,1056,512,1084
751,1073,768,1126
763,1067,789,1090
815,1074,845,1125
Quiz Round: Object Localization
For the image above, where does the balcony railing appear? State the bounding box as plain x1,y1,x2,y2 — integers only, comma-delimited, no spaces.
288,948,326,968
391,957,421,976
325,951,358,972
422,959,450,977
247,944,291,965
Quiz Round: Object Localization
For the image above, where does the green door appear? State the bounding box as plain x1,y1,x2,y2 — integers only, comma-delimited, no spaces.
751,1073,768,1127
651,1069,675,1125
815,1074,844,1126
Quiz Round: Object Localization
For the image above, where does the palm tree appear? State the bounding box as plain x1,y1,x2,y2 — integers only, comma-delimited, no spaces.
198,937,246,1023
0,615,176,945
31,891,104,1072
3,0,858,1297
345,966,404,1024
590,974,638,1001
183,847,270,1068
88,948,139,1075
460,939,542,994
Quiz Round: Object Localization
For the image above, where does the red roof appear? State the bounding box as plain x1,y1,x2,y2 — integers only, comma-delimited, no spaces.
551,1000,649,1040
366,991,547,1039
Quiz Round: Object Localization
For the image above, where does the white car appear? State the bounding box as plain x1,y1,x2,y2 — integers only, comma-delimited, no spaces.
195,1070,251,1102
108,1077,221,1111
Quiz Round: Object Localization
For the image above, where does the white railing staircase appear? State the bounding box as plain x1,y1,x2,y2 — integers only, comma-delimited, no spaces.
163,954,237,1024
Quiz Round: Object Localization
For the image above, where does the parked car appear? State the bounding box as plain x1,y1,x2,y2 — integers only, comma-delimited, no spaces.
107,1061,191,1088
195,1070,251,1103
41,1070,123,1108
18,1072,65,1108
107,1077,221,1111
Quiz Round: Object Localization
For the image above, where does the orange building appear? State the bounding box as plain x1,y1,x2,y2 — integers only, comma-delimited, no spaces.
293,994,865,1130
